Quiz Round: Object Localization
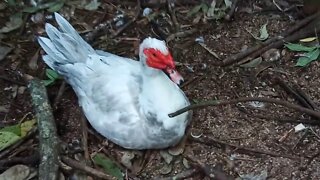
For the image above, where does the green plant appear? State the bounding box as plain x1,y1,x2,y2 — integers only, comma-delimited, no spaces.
43,68,60,86
285,42,320,67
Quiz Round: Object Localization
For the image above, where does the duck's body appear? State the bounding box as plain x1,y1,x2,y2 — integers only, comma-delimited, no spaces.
38,13,191,149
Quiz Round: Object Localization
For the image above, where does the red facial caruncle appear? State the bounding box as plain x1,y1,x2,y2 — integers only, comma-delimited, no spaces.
143,48,175,70
143,48,184,85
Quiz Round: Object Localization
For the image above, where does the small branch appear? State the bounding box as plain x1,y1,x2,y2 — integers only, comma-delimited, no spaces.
0,152,39,167
111,0,141,38
169,97,320,119
28,79,60,180
189,135,302,160
53,81,67,110
0,75,26,86
167,0,180,30
80,112,90,163
166,29,197,42
61,156,114,180
275,77,314,110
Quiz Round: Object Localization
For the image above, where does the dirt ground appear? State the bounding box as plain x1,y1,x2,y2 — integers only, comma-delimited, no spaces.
1,0,320,179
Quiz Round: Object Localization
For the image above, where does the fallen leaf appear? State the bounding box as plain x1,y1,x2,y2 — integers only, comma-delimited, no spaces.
0,13,23,33
0,131,21,151
285,43,316,52
183,158,191,169
299,37,317,43
120,151,135,169
247,23,269,41
84,0,101,11
160,164,173,175
93,153,123,180
296,48,320,67
294,123,306,133
20,119,36,137
47,1,65,12
240,57,262,68
0,105,10,113
224,0,232,8
0,123,21,136
28,49,39,70
0,165,37,180
0,45,13,61
160,150,173,164
238,170,267,180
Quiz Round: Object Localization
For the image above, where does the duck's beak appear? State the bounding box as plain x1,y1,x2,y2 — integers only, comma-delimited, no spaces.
165,67,184,86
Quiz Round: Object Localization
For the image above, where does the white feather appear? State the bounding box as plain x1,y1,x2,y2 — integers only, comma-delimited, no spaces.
38,13,191,149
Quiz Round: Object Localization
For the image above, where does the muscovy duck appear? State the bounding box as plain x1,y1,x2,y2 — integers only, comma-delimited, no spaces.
38,13,191,149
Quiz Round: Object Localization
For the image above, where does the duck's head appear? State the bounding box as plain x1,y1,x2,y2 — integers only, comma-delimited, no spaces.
139,37,184,85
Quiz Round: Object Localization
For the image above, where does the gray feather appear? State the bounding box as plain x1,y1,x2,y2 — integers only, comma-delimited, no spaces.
54,12,94,54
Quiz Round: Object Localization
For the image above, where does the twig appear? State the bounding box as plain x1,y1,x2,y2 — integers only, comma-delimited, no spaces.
198,42,221,60
166,29,197,42
0,75,26,86
28,79,60,180
155,169,200,180
167,0,180,31
219,12,320,67
61,156,114,180
168,97,320,119
53,80,67,110
275,77,314,110
111,0,141,38
181,75,204,89
189,135,302,160
293,85,318,111
224,0,239,21
0,152,39,167
237,106,320,126
80,112,90,163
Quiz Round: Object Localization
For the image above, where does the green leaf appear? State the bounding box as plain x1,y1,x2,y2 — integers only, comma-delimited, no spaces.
0,124,21,136
224,0,232,8
0,131,21,151
20,119,36,137
47,1,65,12
187,4,203,17
46,69,59,80
43,79,54,86
258,23,269,41
7,0,16,6
295,48,320,67
93,153,123,180
22,6,40,13
285,43,317,52
0,13,23,33
84,0,100,11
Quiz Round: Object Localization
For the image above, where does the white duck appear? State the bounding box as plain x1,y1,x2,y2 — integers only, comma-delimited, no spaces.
38,13,191,149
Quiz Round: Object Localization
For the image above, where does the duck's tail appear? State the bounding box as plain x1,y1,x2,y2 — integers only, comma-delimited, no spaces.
38,13,95,73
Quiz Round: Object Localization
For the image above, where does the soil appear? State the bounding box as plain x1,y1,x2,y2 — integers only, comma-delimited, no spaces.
1,0,320,179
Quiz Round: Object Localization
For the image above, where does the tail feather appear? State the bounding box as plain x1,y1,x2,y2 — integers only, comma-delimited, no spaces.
54,12,94,54
38,37,66,65
38,13,95,72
